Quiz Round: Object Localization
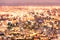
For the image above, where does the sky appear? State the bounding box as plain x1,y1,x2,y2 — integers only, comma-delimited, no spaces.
0,0,60,6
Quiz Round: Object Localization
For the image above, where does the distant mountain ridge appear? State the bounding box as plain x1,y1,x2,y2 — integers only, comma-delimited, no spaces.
0,0,60,6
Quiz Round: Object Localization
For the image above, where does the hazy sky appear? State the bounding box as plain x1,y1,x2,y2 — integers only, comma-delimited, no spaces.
0,0,60,6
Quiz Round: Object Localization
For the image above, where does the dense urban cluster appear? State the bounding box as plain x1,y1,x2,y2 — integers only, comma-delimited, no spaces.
0,7,60,40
